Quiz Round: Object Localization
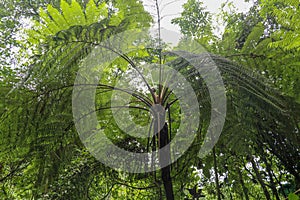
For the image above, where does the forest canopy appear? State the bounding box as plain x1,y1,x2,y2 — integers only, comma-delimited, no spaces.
0,0,299,199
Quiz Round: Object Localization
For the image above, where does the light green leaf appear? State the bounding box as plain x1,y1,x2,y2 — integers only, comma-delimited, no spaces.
85,1,108,24
61,0,85,26
39,7,60,34
109,10,124,26
47,4,68,29
288,193,299,200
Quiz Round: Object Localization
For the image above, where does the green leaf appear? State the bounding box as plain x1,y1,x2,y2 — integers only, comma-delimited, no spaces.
47,4,68,30
242,22,264,53
39,7,60,34
109,10,124,26
85,0,99,24
61,0,86,26
86,1,108,24
288,193,300,200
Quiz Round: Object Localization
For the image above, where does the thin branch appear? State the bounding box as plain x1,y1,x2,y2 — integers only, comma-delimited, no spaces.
155,0,163,100
283,188,300,200
160,0,182,12
74,105,149,126
100,184,115,200
225,53,266,59
168,98,179,107
0,158,29,183
161,13,182,20
147,119,154,152
166,103,172,142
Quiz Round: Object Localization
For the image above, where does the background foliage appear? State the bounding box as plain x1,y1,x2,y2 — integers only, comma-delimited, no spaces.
0,0,299,199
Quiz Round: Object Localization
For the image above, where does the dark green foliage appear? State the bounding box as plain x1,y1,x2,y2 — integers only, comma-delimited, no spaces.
0,0,300,199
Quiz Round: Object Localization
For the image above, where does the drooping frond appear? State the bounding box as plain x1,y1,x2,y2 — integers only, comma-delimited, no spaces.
165,51,300,177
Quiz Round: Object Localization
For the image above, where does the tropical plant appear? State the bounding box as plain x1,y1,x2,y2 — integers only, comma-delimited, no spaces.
1,0,300,199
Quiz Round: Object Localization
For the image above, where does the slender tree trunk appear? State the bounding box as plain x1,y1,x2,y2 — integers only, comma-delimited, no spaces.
261,155,280,200
250,156,271,200
153,107,174,200
237,166,250,200
213,148,222,200
159,122,174,200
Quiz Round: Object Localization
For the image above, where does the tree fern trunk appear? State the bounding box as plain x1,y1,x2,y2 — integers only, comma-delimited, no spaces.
160,123,174,200
159,123,174,200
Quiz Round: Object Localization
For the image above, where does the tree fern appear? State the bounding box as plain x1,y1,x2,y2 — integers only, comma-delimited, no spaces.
27,0,111,42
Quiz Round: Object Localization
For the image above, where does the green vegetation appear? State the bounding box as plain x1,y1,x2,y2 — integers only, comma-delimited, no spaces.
0,0,299,199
